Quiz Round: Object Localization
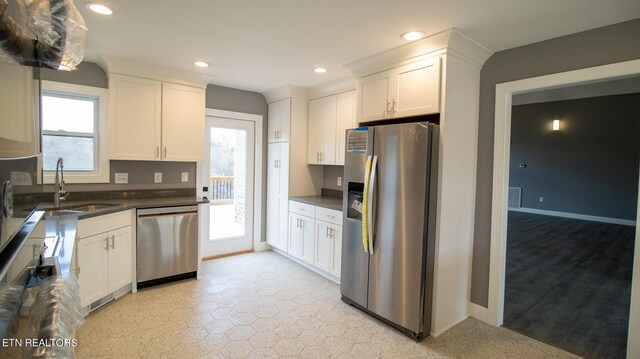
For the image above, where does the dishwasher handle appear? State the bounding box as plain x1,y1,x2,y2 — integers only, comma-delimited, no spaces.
137,205,199,218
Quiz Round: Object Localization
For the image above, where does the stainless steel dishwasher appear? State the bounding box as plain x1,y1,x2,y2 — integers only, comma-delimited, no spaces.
136,205,198,288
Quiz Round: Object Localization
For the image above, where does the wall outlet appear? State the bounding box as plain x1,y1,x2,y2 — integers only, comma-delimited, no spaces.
539,197,544,202
337,176,342,186
115,173,128,184
154,172,162,183
181,172,189,182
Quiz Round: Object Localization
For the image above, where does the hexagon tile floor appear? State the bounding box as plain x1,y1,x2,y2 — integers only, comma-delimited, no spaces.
75,251,579,358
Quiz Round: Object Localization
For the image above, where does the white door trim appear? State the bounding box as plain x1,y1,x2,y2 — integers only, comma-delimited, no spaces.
487,59,640,358
198,108,267,253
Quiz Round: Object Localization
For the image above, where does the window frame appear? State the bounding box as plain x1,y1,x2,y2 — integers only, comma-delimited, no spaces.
41,81,109,184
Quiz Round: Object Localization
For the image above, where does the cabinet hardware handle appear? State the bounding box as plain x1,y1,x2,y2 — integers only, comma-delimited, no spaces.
110,235,115,249
332,228,335,239
391,99,396,114
326,226,330,237
385,101,391,117
300,219,304,229
163,146,167,158
105,236,110,251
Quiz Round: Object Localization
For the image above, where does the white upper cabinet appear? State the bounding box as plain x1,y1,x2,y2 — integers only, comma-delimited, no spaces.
335,91,356,165
268,98,291,142
161,82,205,161
357,56,440,123
0,62,37,158
109,74,204,161
307,95,337,165
307,90,355,165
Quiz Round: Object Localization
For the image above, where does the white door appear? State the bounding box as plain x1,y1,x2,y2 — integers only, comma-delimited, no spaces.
201,117,255,257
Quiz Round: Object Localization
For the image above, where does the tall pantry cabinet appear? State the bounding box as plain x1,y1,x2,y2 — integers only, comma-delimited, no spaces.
264,87,321,250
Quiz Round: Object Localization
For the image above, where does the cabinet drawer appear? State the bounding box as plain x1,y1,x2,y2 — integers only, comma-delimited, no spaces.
288,200,316,217
315,207,342,226
77,210,133,239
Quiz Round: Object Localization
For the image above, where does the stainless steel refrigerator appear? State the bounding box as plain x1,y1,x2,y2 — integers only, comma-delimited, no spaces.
341,121,438,340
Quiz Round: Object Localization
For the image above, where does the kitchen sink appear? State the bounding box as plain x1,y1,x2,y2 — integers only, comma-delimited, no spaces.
43,203,121,216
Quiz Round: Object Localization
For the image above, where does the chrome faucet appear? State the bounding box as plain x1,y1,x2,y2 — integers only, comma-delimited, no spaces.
53,157,69,207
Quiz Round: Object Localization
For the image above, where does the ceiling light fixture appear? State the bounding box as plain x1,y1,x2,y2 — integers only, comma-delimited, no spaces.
401,31,425,41
194,61,210,68
85,3,113,15
552,119,560,131
313,67,327,74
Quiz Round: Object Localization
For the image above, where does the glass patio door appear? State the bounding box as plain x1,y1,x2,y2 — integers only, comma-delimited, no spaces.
202,117,255,257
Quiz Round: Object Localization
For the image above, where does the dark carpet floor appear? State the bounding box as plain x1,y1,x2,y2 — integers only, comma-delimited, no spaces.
504,211,636,359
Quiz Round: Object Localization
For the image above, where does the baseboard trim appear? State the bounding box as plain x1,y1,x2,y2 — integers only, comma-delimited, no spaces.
509,207,636,226
202,249,254,261
431,315,468,338
468,302,489,323
269,246,340,285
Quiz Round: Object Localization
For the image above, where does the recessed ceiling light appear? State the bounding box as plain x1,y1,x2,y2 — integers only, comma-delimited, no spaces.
194,61,210,68
313,67,327,74
401,31,425,41
85,2,113,15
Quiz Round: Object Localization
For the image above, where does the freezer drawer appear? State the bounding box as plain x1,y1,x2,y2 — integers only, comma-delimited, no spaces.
136,206,198,285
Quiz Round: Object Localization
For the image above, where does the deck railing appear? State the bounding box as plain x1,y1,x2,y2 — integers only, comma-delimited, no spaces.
210,176,234,204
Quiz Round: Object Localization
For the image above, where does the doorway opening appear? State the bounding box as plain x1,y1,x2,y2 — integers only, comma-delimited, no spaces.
487,59,640,359
202,116,255,258
503,86,639,358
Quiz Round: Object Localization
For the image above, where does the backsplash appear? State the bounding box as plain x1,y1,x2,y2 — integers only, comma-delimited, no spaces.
323,165,344,191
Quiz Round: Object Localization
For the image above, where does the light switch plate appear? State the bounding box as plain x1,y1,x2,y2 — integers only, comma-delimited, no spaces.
154,172,162,183
337,177,342,186
181,172,189,182
115,173,128,184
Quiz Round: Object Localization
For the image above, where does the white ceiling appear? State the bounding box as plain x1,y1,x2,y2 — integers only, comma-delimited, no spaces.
77,0,640,93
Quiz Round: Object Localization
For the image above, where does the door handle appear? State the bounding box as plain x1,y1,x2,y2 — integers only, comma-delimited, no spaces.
163,146,167,158
326,226,330,238
110,235,115,250
385,101,391,117
104,236,110,251
367,155,378,254
391,99,396,114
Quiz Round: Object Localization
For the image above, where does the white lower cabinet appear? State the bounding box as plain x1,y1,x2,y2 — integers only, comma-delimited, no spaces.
283,200,342,282
315,220,342,278
288,213,315,263
75,211,133,308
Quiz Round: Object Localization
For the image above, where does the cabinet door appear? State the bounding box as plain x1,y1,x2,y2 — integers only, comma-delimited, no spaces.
161,83,205,161
335,91,355,166
0,63,36,157
319,96,337,165
358,71,391,122
278,98,291,142
109,74,162,160
307,98,323,164
330,224,343,277
108,226,133,292
267,143,280,196
267,101,279,142
288,213,302,258
393,56,441,118
315,221,332,273
278,142,290,196
300,215,315,264
77,233,110,307
266,194,279,247
278,196,289,250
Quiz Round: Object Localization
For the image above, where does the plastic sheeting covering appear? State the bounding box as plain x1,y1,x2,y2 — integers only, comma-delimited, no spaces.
0,0,86,70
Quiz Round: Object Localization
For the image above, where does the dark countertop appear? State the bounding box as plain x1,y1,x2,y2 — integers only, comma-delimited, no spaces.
289,196,343,211
36,196,209,220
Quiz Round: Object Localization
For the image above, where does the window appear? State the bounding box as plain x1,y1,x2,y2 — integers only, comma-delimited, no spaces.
41,81,109,183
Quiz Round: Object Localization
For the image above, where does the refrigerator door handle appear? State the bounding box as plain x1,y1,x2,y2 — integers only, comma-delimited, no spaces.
367,155,378,254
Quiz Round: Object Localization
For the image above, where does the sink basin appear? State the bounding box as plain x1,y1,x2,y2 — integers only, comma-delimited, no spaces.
45,209,84,216
43,203,121,216
66,203,120,212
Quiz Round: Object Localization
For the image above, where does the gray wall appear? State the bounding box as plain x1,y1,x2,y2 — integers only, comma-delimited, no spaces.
471,19,640,307
322,165,344,191
40,62,108,88
205,84,269,242
509,93,639,220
